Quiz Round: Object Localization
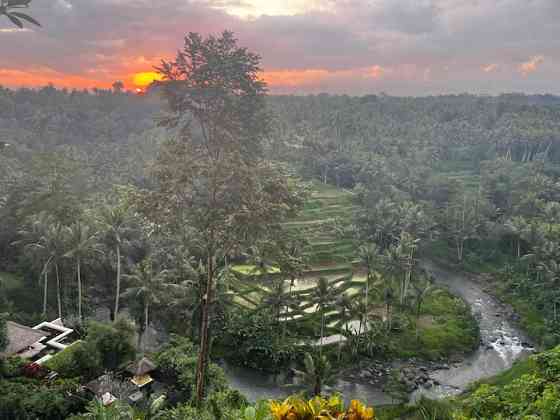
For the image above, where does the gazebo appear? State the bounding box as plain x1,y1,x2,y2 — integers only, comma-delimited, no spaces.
126,356,157,388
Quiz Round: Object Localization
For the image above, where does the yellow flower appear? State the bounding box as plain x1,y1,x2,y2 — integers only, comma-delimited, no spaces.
344,400,375,420
270,400,294,419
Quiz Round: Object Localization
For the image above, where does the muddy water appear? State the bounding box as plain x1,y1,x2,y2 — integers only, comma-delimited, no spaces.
224,261,534,405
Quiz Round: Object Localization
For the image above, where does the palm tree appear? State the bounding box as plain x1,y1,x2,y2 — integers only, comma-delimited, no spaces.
98,204,135,319
394,232,419,306
313,277,333,353
263,279,289,325
541,260,560,321
122,258,171,350
358,242,380,333
335,293,354,361
293,352,335,397
411,276,437,341
64,222,101,322
1,0,41,29
505,216,527,259
16,213,65,318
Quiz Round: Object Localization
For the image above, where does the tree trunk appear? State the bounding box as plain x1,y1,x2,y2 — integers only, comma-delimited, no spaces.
142,301,149,351
364,273,369,333
56,263,62,319
386,302,392,331
456,239,464,262
314,376,322,396
195,255,214,405
320,310,325,350
77,258,82,322
43,270,48,316
114,244,121,318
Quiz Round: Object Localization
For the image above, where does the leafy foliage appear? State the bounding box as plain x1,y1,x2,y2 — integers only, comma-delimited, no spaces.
84,319,136,371
154,335,227,403
0,377,85,420
458,346,560,419
0,0,40,29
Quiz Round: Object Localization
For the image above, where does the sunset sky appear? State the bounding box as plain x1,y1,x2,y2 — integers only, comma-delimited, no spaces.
1,0,558,95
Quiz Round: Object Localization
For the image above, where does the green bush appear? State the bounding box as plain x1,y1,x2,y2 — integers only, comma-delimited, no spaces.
155,335,227,403
43,341,101,379
85,318,136,371
459,345,560,419
0,356,25,378
0,377,86,420
217,307,298,372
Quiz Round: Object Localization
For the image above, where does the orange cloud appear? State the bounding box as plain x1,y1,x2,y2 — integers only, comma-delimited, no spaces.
0,67,111,89
519,56,544,76
261,65,386,88
482,63,498,73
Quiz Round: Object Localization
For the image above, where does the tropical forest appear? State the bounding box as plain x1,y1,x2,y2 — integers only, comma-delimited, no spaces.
2,1,560,419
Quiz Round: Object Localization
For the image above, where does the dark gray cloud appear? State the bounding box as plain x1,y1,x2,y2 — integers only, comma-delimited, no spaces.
0,0,558,94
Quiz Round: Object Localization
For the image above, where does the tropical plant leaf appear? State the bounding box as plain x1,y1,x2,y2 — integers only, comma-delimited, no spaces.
7,0,33,7
5,13,24,28
10,11,41,26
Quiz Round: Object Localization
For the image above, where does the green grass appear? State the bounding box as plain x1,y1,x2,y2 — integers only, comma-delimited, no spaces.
389,290,479,360
231,265,281,275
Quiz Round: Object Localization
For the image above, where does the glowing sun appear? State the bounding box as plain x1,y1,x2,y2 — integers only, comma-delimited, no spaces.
132,72,163,87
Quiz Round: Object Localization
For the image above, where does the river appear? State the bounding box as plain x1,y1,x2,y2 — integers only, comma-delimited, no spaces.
223,260,534,405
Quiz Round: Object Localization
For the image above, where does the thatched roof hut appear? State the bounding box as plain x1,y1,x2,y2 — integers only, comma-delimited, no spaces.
0,321,46,358
126,357,156,377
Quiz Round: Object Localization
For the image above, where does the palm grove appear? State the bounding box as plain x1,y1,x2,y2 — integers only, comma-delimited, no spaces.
2,29,560,420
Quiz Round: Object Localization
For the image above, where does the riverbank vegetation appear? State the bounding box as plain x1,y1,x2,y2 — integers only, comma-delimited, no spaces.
2,28,560,418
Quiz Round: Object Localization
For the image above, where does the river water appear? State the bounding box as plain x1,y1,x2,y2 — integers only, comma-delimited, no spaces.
223,261,534,405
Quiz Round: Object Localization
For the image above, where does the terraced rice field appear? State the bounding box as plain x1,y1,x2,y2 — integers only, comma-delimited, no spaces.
228,182,367,344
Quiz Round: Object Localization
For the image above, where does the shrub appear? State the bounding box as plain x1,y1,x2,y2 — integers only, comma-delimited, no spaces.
268,395,375,420
218,308,298,372
43,341,101,379
155,335,227,403
0,356,25,378
0,377,86,420
85,318,136,371
460,345,560,419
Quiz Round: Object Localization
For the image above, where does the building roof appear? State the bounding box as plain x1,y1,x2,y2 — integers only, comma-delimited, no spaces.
1,321,46,357
126,357,156,376
85,374,115,396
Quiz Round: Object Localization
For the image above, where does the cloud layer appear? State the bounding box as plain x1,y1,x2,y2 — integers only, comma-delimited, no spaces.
0,0,558,95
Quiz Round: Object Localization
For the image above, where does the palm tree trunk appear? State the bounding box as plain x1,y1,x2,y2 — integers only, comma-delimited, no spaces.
142,301,149,351
196,255,214,405
145,301,149,333
314,377,322,396
77,257,82,321
114,244,121,318
320,309,325,349
43,270,48,316
56,263,62,319
364,274,369,333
